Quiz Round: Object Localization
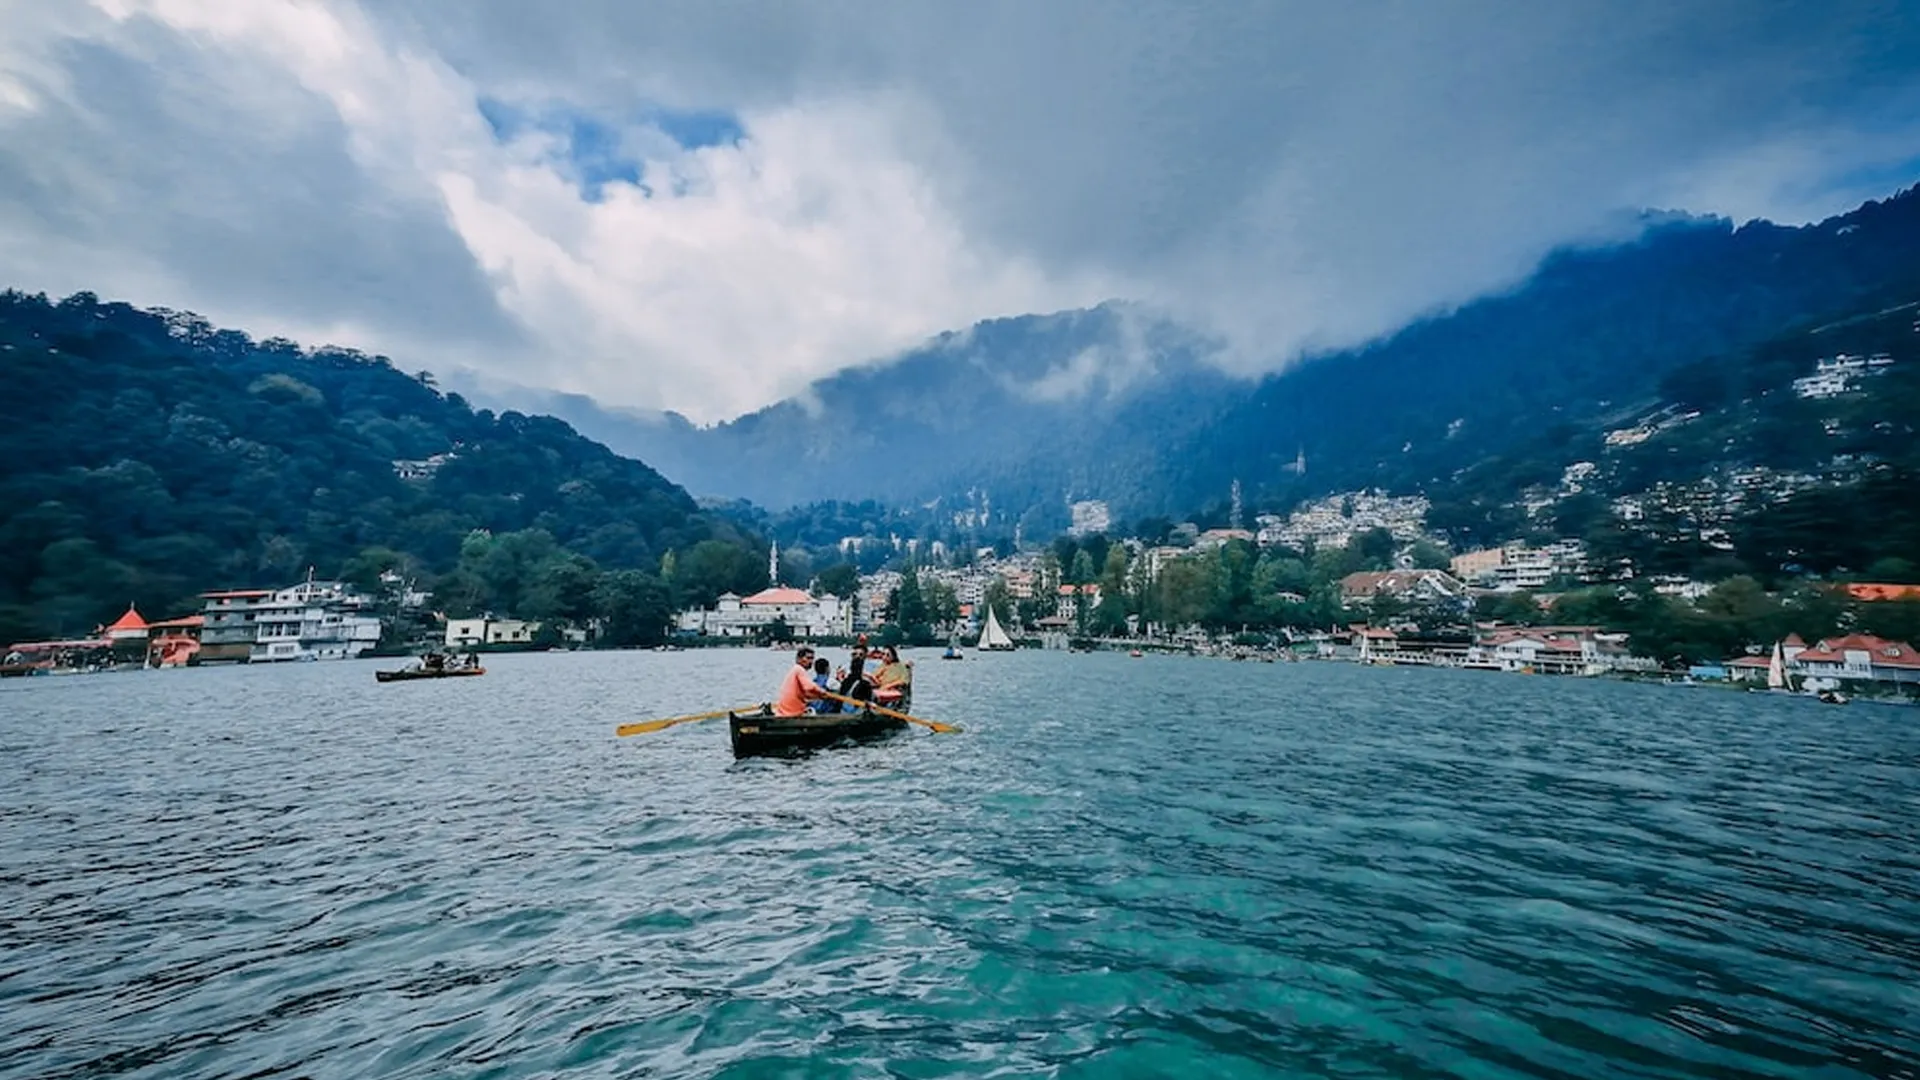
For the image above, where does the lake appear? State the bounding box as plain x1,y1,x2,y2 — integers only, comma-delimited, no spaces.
3,649,1917,1078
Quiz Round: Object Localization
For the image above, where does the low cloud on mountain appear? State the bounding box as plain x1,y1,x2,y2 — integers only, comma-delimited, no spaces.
2,1,1917,421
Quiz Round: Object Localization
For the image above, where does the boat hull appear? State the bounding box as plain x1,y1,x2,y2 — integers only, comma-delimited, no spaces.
728,706,907,758
375,667,486,682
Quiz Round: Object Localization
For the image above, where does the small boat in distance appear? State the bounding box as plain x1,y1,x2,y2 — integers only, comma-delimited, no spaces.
376,652,485,682
375,666,485,682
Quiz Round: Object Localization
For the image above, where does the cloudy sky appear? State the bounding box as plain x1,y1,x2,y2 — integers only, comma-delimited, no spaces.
2,1,1918,422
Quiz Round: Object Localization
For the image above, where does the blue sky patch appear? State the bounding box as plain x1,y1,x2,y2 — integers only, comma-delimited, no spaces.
645,107,745,151
476,97,744,201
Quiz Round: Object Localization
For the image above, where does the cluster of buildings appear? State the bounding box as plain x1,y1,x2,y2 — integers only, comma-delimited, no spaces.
1255,490,1431,550
1723,632,1920,688
1333,622,1654,677
1604,404,1701,448
4,575,390,673
1791,353,1895,399
1448,541,1593,591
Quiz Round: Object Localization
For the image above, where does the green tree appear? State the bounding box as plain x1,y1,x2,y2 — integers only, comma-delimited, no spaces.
1070,549,1096,587
521,553,601,623
340,546,410,592
923,579,961,628
1406,539,1452,571
676,539,764,606
593,570,671,648
1865,557,1920,584
1153,557,1211,629
815,563,860,599
891,568,934,645
1492,591,1541,625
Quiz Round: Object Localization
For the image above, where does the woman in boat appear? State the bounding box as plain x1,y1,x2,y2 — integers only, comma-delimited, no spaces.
870,646,912,707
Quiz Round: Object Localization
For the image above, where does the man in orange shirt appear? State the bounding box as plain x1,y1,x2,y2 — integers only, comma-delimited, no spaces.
773,645,827,716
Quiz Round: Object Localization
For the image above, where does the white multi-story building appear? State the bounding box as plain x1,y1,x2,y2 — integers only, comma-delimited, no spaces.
444,618,541,648
200,578,383,662
677,587,853,638
1452,541,1591,591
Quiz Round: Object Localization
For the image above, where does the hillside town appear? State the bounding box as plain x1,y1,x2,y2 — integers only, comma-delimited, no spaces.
12,485,1917,703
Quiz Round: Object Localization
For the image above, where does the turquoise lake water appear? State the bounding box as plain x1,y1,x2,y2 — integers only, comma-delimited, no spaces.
2,649,1917,1078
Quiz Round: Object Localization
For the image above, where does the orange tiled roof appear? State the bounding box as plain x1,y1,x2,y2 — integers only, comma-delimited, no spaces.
1797,634,1920,669
1846,583,1920,602
741,587,814,605
105,605,147,632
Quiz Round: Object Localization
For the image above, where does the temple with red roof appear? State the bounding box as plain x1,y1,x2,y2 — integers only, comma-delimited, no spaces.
102,604,149,641
676,586,854,638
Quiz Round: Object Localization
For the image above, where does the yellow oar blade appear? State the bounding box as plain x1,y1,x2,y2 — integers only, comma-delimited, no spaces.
821,691,960,734
616,706,757,737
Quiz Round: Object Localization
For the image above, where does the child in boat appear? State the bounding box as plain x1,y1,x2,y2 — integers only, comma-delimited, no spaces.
808,657,836,713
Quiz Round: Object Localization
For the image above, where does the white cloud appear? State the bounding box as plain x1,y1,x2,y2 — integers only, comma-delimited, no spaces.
0,0,1111,422
1,0,1917,421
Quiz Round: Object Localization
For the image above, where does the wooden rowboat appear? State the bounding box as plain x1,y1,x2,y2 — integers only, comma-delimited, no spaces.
728,703,908,758
375,666,486,683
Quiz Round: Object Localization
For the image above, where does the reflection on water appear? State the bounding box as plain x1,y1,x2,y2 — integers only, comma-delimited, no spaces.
2,650,1917,1078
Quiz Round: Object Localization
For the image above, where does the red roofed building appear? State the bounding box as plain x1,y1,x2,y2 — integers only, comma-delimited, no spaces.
1792,634,1920,685
103,605,149,641
1465,625,1650,675
742,587,814,606
1341,570,1468,609
146,615,205,667
1055,583,1101,620
677,586,853,638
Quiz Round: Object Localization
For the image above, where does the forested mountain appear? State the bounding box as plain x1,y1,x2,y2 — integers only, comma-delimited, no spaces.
0,291,758,643
493,304,1248,531
539,184,1920,529
1418,295,1920,581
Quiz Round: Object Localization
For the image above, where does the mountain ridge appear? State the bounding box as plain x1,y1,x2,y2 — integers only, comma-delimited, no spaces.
482,183,1920,530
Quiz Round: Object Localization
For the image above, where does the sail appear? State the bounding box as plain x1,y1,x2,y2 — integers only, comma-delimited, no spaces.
1767,641,1786,690
978,606,1015,650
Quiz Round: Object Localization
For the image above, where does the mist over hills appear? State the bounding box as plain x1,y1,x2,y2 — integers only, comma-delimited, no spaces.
482,184,1920,533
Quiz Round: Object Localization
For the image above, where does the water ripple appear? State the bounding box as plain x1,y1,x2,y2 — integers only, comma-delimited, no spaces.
3,651,1918,1078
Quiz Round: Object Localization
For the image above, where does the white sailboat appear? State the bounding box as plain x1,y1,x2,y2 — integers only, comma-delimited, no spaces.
977,605,1016,651
1766,640,1793,693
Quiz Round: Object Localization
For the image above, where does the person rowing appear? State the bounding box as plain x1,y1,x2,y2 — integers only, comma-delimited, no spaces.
773,645,829,717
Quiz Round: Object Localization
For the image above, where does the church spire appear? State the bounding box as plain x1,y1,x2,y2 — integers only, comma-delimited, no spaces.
769,540,779,586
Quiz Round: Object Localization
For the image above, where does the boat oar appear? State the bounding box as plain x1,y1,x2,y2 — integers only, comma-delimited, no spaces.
616,706,760,738
821,691,961,734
